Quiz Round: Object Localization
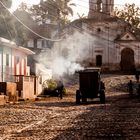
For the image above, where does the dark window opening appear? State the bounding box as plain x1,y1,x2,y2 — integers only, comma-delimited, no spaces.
97,0,102,12
126,35,129,39
96,55,102,67
97,28,101,32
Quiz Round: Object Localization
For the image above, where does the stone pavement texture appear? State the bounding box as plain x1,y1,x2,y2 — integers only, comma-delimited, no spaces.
0,74,140,140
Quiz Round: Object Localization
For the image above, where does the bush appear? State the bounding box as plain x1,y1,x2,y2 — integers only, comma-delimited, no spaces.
42,79,66,97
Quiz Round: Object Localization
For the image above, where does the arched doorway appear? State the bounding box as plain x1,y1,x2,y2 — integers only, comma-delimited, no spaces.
120,48,135,71
96,55,102,67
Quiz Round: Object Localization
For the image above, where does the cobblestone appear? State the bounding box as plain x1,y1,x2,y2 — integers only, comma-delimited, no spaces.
0,74,140,139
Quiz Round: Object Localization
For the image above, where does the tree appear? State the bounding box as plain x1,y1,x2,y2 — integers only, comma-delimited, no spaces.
0,0,16,40
77,13,87,19
0,12,15,40
30,0,75,27
55,0,76,25
114,3,140,29
0,1,37,46
0,0,12,10
12,3,38,46
12,10,33,46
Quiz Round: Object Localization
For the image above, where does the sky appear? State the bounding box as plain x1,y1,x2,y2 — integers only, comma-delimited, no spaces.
10,0,140,19
10,0,40,11
72,0,140,19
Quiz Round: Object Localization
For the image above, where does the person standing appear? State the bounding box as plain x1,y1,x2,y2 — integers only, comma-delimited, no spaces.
135,72,139,83
137,84,140,97
127,80,133,95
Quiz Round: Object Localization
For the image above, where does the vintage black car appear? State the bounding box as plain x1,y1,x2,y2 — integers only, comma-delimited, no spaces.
76,68,105,104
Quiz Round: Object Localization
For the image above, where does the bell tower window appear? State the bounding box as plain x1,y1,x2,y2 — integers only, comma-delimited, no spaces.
88,0,114,18
96,0,102,12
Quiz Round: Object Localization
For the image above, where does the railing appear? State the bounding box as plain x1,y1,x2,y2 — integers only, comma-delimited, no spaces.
0,66,14,82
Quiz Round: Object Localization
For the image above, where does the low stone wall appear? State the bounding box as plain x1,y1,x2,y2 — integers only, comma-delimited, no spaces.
0,82,18,104
0,95,8,105
101,64,120,72
7,82,18,103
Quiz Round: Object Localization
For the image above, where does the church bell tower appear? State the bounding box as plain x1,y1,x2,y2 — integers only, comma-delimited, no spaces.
88,0,114,19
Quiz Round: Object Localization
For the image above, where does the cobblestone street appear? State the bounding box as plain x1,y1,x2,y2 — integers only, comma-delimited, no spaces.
0,74,140,140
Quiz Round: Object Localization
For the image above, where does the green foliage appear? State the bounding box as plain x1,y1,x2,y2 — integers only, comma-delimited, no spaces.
0,0,15,40
0,2,38,46
29,0,75,27
0,12,15,40
42,79,66,96
114,3,140,29
0,1,29,45
77,13,87,19
43,79,58,91
0,0,12,10
12,8,37,46
62,87,66,95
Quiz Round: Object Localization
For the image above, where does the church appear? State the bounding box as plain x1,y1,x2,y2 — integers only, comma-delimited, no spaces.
55,0,140,72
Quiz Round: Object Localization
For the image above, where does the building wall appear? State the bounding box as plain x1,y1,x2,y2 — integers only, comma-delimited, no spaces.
0,43,31,82
82,20,139,69
12,49,28,76
0,47,3,81
54,18,140,71
2,46,12,81
22,76,35,99
86,0,140,71
88,0,114,18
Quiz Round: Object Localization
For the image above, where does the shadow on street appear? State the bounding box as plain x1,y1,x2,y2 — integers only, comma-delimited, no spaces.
51,93,140,140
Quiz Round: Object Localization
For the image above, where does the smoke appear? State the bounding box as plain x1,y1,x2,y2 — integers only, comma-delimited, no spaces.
35,30,94,79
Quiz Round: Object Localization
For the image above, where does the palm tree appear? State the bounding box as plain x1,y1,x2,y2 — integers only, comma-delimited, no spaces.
55,0,76,25
30,0,75,26
77,13,87,19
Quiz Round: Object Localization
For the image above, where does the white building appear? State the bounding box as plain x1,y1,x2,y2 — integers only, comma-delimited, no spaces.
54,0,140,72
0,37,43,100
0,37,34,82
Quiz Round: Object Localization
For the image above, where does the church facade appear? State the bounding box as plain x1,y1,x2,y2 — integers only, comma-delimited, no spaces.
55,0,140,72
